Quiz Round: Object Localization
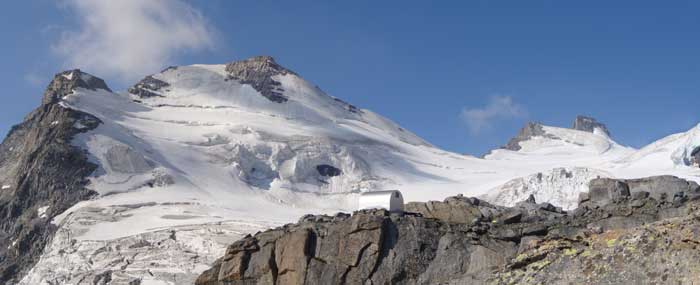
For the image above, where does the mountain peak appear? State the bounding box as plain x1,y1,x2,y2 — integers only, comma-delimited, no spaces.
572,115,610,136
224,56,297,103
502,122,548,151
43,69,111,105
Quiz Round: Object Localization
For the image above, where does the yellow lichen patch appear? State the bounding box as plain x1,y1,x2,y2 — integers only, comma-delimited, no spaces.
530,259,552,271
580,250,592,257
563,248,579,256
607,238,617,247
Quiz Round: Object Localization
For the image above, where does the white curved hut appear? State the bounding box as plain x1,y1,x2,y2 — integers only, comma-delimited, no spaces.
358,190,404,213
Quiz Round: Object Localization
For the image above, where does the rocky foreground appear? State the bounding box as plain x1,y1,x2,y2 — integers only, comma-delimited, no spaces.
197,176,700,284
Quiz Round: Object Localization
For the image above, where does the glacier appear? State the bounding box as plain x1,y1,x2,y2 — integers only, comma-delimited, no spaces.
18,57,700,284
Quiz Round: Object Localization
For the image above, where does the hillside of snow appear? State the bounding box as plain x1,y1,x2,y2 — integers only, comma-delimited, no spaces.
20,57,700,284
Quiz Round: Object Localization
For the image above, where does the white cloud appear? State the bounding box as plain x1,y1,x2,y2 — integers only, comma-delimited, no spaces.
461,96,526,134
53,0,215,82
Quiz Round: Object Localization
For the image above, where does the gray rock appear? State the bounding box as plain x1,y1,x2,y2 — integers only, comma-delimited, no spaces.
500,211,523,224
571,115,610,136
225,56,294,103
501,122,558,151
631,191,649,200
691,146,700,167
199,176,700,285
41,69,111,105
624,175,699,201
588,178,630,205
0,70,105,283
128,75,170,98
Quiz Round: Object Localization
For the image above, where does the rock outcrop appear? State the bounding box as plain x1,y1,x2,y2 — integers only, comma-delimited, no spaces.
0,70,105,283
197,176,700,285
502,122,557,151
572,115,610,136
128,75,170,98
225,56,295,103
499,116,611,152
691,146,700,167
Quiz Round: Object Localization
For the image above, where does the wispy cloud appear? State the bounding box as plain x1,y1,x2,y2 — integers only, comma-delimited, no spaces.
53,0,216,82
460,96,527,134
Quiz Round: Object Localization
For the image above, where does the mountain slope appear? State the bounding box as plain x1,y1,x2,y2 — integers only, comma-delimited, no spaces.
1,56,697,283
0,70,107,283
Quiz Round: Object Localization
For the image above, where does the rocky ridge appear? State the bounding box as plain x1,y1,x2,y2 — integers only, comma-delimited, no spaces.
502,122,558,151
197,175,700,284
224,56,295,103
572,115,610,136
501,115,611,151
0,70,106,283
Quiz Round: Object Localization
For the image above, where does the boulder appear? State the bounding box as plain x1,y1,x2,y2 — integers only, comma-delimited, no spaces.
588,178,630,205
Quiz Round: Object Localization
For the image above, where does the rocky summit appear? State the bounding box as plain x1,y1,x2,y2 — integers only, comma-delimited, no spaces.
0,70,105,283
572,115,610,136
197,175,700,284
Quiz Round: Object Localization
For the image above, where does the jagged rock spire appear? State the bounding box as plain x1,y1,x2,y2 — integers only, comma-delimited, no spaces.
42,69,111,105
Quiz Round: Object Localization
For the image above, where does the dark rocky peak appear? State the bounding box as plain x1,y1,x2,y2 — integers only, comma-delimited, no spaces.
0,70,104,282
572,115,610,136
224,56,296,103
42,69,111,105
128,75,170,98
502,122,558,151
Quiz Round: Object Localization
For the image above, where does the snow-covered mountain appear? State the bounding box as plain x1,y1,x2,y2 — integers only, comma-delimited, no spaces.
3,56,699,284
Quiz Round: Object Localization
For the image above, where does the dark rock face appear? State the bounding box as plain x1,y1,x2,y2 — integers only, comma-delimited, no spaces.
572,115,610,136
502,122,557,151
197,175,700,284
315,165,341,177
41,69,111,105
691,146,700,167
128,75,170,98
588,178,631,205
225,56,295,103
0,70,104,283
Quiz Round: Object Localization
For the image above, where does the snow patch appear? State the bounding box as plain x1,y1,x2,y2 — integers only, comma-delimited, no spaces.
37,206,49,219
1,185,10,190
62,72,74,80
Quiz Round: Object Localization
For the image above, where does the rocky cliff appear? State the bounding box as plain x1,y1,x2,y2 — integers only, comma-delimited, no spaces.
572,115,610,136
0,70,107,283
197,175,700,284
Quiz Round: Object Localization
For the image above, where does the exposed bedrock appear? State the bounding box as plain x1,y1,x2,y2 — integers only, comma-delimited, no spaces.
0,70,106,283
128,75,170,98
691,146,700,167
198,175,700,285
572,115,610,136
225,56,295,103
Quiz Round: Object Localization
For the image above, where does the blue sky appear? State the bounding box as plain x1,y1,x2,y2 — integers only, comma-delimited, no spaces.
2,1,700,155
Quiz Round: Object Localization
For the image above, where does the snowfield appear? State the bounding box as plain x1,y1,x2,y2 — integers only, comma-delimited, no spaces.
21,62,700,284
